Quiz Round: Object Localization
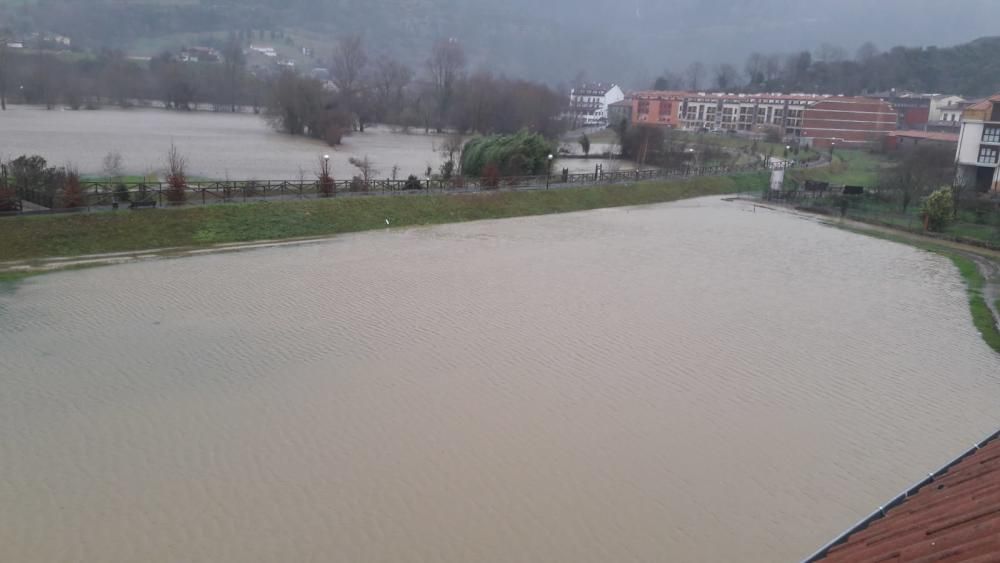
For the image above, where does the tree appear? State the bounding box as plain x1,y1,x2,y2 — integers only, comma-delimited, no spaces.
348,155,377,184
460,131,554,177
0,27,10,110
713,64,740,91
60,168,85,209
372,56,412,122
165,143,187,204
685,61,705,90
579,133,591,157
427,38,466,132
856,42,880,63
744,52,766,88
883,145,954,213
222,37,246,112
331,35,367,97
922,187,954,232
816,43,847,63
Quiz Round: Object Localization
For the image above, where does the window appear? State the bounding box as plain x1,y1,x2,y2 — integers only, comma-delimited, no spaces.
983,127,1000,143
978,146,998,164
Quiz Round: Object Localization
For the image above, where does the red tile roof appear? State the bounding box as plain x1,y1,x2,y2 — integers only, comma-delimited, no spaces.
888,131,960,143
807,430,1000,562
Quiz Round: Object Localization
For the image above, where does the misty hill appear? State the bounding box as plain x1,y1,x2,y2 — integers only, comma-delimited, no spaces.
2,0,998,86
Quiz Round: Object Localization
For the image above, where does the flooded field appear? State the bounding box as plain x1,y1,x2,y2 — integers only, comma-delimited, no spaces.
0,106,630,180
2,198,998,562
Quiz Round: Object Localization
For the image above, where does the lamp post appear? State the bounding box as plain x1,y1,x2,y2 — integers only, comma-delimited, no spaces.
546,153,553,189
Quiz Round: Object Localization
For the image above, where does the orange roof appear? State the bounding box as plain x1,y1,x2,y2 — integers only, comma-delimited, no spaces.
888,131,959,143
967,94,1000,112
807,430,1000,562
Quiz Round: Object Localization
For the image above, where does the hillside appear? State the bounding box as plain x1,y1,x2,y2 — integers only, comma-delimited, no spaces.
1,0,997,87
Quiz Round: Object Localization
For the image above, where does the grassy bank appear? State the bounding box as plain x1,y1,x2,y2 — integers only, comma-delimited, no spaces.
838,225,1000,354
0,173,767,262
787,150,888,187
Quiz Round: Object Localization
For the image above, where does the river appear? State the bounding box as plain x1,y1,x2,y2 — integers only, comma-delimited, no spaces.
0,105,634,180
1,198,998,562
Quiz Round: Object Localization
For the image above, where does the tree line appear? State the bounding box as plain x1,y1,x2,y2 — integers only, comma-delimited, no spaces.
653,36,1000,97
266,36,566,146
0,35,567,147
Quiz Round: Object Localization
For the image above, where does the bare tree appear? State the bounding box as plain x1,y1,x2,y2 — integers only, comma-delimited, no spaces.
0,27,10,110
684,61,705,90
102,151,124,182
713,64,740,91
816,43,847,63
372,56,412,122
427,38,466,132
348,155,378,183
855,41,880,63
330,35,367,96
744,53,766,88
222,37,246,112
165,142,187,203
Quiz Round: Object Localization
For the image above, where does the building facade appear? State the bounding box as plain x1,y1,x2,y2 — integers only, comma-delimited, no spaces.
567,84,625,127
628,91,896,147
955,94,1000,193
800,97,897,148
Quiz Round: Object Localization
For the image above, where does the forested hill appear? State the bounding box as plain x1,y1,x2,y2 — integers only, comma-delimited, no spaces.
1,0,997,89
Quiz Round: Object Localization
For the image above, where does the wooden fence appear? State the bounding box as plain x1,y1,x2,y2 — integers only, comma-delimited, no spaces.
8,161,796,213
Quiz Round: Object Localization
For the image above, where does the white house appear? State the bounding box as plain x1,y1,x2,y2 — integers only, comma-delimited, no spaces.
927,95,968,129
955,94,1000,193
567,83,625,127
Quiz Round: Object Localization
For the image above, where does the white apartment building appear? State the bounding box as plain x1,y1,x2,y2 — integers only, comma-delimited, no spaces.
955,94,1000,192
675,93,825,135
567,83,624,127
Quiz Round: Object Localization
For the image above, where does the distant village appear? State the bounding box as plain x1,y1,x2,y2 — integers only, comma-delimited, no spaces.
566,83,1000,192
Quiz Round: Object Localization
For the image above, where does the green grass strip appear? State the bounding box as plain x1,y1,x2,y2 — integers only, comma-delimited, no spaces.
0,174,767,262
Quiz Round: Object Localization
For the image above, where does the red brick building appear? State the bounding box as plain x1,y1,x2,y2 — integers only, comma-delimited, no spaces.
800,97,898,148
626,91,897,148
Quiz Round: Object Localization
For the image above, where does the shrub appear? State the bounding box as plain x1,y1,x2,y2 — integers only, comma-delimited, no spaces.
165,143,187,204
59,169,86,209
482,162,500,188
460,130,555,177
403,175,422,190
113,183,131,203
922,187,954,232
349,176,366,192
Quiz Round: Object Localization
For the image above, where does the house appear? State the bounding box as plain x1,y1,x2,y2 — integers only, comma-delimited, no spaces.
926,94,969,130
883,130,959,152
955,94,1000,192
567,83,625,127
179,47,220,63
607,99,632,129
5,41,24,49
249,45,278,58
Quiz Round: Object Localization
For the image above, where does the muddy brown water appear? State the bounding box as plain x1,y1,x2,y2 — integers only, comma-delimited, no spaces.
0,106,630,179
2,198,998,562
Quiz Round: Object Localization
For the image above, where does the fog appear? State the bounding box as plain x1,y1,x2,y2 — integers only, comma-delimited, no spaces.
4,0,997,86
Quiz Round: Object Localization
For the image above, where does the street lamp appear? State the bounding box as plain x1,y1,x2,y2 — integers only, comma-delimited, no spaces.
546,154,553,189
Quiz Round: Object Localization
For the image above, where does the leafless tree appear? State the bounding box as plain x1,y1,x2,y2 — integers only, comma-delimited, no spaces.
427,38,465,131
222,37,246,112
713,64,740,91
372,56,412,122
816,43,847,63
744,53,766,87
684,61,705,91
165,142,187,203
855,42,880,63
0,27,10,110
348,155,378,183
102,151,124,182
331,35,367,96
